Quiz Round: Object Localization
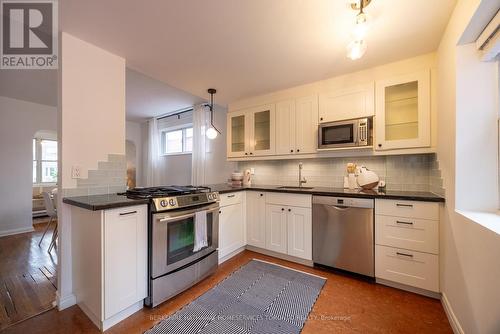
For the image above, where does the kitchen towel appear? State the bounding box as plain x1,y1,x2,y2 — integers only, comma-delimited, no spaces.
193,210,208,252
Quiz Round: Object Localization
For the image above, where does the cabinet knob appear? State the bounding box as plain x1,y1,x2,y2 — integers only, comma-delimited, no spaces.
249,152,253,155
378,144,382,148
296,149,300,152
219,210,221,214
290,149,294,153
260,193,263,197
320,117,323,121
245,152,248,155
288,208,291,212
281,208,284,211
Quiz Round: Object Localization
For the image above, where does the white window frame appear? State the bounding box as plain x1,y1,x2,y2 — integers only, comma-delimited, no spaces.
33,138,58,186
160,124,193,156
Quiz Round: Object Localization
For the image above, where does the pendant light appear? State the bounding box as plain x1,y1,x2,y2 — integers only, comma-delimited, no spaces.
346,0,372,60
205,88,221,139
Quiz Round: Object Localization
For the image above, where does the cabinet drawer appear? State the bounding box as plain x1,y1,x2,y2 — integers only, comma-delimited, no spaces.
266,192,311,208
220,192,243,207
375,245,439,292
375,215,438,254
376,199,439,220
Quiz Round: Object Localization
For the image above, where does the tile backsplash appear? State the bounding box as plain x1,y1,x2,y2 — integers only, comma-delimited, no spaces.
62,154,127,197
238,153,444,195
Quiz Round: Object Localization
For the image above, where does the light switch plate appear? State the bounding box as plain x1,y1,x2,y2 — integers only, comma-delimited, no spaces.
250,168,255,175
71,165,82,179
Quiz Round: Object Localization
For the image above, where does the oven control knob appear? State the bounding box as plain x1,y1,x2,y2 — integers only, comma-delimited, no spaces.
160,200,167,207
169,199,176,206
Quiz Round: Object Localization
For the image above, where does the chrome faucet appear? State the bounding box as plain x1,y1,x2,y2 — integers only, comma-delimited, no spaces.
298,162,307,188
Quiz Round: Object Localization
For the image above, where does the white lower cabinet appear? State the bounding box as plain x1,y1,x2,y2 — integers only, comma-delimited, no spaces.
286,206,312,260
246,191,266,248
264,193,312,261
219,193,245,261
375,245,439,292
71,204,148,331
375,199,440,294
103,206,148,319
265,204,288,254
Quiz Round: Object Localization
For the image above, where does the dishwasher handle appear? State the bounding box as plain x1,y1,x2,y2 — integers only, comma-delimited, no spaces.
331,205,351,211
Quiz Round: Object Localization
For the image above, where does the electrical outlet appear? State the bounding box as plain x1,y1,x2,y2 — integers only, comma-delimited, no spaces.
250,168,255,175
72,165,82,179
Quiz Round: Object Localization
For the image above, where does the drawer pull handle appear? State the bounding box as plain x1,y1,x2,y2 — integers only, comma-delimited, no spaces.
396,252,413,258
396,220,413,225
227,194,236,198
396,203,413,208
119,211,137,216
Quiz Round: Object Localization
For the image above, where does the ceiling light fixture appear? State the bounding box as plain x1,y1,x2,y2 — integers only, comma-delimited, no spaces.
347,0,372,60
205,88,221,140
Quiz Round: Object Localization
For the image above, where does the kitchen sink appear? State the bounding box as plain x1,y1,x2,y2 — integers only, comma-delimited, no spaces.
276,186,314,190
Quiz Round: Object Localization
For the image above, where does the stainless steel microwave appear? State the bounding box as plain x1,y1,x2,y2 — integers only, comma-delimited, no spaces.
318,117,372,149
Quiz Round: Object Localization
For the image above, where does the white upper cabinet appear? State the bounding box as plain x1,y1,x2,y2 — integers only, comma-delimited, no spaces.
276,95,318,155
275,99,296,155
375,70,431,150
295,95,318,154
319,82,374,123
227,105,276,157
227,110,249,158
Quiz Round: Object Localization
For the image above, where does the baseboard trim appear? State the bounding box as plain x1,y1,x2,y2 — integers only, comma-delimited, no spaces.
441,292,464,334
375,278,441,299
245,245,313,267
102,301,143,331
218,246,246,264
57,292,76,310
0,226,35,238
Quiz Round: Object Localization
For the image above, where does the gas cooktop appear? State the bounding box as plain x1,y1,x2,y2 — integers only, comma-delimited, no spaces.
124,185,219,211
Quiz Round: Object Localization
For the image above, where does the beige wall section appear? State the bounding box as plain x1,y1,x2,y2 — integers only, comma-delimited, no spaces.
61,32,126,189
436,0,500,333
228,53,438,149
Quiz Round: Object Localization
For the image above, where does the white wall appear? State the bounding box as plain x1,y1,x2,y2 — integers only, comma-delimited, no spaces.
140,105,236,186
58,32,126,310
436,1,500,333
0,96,57,236
60,33,126,189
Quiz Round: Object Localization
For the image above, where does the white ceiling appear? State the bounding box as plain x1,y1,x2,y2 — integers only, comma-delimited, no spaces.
126,68,204,121
61,0,456,106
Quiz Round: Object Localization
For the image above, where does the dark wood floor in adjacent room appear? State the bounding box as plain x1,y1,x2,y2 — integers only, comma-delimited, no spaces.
4,250,452,333
0,219,57,331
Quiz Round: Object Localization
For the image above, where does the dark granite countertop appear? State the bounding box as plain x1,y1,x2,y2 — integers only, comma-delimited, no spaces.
207,184,445,203
62,193,149,211
63,183,444,211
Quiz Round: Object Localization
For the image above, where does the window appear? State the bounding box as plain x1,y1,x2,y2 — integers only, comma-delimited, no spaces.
33,138,58,184
161,126,193,155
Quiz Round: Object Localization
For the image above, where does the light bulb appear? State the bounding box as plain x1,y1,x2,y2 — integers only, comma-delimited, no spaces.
206,127,218,139
346,40,367,60
352,13,369,40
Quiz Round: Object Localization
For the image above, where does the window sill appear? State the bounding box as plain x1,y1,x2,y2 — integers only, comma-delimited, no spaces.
161,152,192,157
33,183,57,187
456,210,500,235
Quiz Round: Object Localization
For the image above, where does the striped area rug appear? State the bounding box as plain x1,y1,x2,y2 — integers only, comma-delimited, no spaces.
146,259,326,334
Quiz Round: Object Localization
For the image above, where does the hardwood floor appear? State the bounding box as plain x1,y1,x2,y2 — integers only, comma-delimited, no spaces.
0,219,57,331
4,250,452,334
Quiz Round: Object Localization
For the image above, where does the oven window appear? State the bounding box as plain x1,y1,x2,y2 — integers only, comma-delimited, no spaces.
166,213,213,265
322,124,354,145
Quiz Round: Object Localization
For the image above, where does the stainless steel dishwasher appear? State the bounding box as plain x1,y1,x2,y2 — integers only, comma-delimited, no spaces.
312,196,374,277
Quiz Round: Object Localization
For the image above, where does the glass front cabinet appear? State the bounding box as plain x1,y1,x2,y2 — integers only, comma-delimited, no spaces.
375,70,431,150
227,104,275,157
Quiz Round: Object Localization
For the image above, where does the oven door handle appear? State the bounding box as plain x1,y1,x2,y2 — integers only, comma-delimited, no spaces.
158,207,219,222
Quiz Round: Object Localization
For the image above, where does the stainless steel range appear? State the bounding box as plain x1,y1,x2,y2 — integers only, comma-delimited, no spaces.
125,186,219,307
